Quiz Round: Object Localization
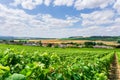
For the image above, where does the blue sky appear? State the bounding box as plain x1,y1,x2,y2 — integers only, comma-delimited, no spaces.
0,0,120,38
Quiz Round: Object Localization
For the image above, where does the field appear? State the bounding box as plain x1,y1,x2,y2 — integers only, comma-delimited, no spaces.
27,39,119,46
0,44,120,80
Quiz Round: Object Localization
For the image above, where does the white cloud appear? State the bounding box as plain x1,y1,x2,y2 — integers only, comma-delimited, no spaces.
10,0,43,10
113,0,120,14
10,0,117,11
10,0,22,6
53,0,74,7
74,0,115,10
11,0,75,9
73,9,120,37
1,1,120,37
0,4,80,38
81,10,114,26
115,18,120,25
21,1,35,10
44,0,51,6
70,25,120,37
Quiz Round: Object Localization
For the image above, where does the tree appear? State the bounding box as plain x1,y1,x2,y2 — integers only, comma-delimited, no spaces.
54,44,59,48
38,41,42,46
117,40,120,44
84,42,96,48
96,42,104,45
10,40,14,43
47,43,52,47
116,45,120,48
18,40,27,45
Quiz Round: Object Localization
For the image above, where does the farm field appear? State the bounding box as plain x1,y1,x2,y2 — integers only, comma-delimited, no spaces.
16,39,119,46
0,44,120,80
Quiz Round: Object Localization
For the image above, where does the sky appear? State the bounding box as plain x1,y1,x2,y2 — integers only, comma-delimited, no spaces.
0,0,120,38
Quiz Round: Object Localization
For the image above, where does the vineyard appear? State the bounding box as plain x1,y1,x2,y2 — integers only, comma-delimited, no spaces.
0,44,119,80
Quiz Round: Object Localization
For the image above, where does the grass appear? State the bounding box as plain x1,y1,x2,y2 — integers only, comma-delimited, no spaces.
0,43,118,54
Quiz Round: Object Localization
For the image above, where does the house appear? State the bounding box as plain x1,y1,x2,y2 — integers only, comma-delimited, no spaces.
93,45,113,49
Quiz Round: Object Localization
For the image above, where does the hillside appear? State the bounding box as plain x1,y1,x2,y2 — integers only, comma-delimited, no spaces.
0,36,56,40
62,36,120,41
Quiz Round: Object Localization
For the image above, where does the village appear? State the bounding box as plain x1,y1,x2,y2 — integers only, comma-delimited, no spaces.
0,39,115,49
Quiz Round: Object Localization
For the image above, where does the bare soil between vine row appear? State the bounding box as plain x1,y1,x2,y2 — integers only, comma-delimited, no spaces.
109,53,120,80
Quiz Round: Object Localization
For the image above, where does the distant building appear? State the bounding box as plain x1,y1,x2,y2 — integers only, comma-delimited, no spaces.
93,45,113,49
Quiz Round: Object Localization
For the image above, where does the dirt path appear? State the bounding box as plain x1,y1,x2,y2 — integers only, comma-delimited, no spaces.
109,53,120,80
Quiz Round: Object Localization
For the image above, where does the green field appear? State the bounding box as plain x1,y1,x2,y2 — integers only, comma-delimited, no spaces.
0,44,119,80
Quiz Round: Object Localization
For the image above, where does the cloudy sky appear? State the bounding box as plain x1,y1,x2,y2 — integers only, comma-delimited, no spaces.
0,0,120,38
